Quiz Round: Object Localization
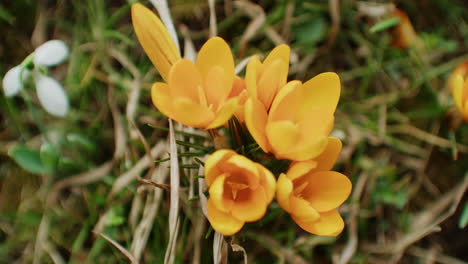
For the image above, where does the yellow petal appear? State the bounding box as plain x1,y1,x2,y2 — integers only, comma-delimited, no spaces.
244,98,270,152
296,72,341,121
277,113,333,161
204,66,229,108
276,173,293,212
310,137,342,172
151,82,175,118
207,199,244,236
463,78,468,103
209,173,234,213
392,9,423,49
290,196,320,223
131,3,180,82
206,97,239,129
279,137,328,161
266,120,299,158
452,74,464,112
196,37,234,95
268,80,302,122
205,149,236,186
293,209,345,236
245,56,261,100
230,76,247,98
257,164,276,202
286,161,316,181
228,76,248,122
230,186,268,222
258,59,288,109
169,59,202,103
263,44,290,68
463,102,468,121
172,98,214,128
301,171,352,212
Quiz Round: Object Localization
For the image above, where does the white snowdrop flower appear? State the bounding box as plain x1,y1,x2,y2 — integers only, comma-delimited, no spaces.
33,40,69,67
34,72,69,117
2,65,30,97
2,39,70,117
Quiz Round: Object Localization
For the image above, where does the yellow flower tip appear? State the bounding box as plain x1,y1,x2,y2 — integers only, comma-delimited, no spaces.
205,150,276,235
391,8,423,50
276,161,352,236
131,3,181,82
450,70,468,121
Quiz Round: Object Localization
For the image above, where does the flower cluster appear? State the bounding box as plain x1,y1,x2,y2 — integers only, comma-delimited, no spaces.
131,3,352,236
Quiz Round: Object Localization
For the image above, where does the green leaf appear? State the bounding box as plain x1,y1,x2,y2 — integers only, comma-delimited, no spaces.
0,4,15,24
458,202,468,229
370,17,400,34
294,17,327,52
67,133,96,152
9,145,49,174
40,143,59,172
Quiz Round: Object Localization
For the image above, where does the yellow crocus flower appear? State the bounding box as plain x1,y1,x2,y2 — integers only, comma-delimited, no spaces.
276,138,352,236
245,72,341,161
204,149,276,235
151,37,239,129
132,4,239,129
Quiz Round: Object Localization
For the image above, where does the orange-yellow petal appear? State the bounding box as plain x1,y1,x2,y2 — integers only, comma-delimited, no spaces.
276,173,293,212
276,113,333,161
151,82,175,118
245,56,261,100
310,137,342,172
257,164,276,202
296,72,340,121
172,98,214,128
223,154,260,189
204,65,229,108
208,173,234,213
257,59,288,109
268,81,302,122
276,127,328,161
463,102,468,120
196,37,234,96
286,161,316,181
168,59,202,103
207,199,244,236
293,209,345,236
205,149,236,186
245,98,270,152
206,97,239,129
301,171,352,212
452,74,464,112
289,196,320,223
230,187,268,222
131,3,180,82
266,120,299,158
263,44,290,68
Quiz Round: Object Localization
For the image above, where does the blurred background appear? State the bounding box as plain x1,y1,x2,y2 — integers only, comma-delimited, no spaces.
1,0,468,263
